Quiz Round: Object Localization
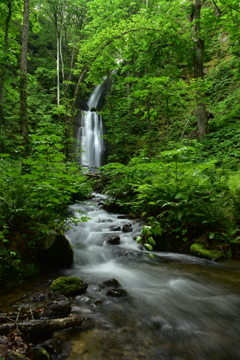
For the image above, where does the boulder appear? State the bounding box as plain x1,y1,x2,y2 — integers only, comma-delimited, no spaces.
50,277,88,297
101,278,120,288
78,97,89,111
31,293,49,302
43,293,71,319
40,231,73,268
122,223,132,233
106,235,120,245
31,347,51,360
39,339,63,355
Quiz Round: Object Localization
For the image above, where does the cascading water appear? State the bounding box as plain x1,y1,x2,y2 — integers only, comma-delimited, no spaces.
77,85,105,171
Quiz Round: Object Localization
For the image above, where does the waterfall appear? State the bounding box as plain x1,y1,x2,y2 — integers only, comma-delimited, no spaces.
78,85,105,171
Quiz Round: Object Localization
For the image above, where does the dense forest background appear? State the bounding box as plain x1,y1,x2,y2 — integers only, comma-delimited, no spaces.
1,0,240,284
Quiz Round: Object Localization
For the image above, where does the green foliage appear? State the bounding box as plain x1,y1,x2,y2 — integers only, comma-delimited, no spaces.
102,141,239,251
136,223,162,251
50,276,83,296
0,146,91,285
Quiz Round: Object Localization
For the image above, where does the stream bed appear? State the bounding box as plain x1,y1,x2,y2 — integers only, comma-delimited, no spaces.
1,193,240,360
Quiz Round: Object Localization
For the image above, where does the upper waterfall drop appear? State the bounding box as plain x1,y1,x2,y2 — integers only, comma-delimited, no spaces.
78,84,105,171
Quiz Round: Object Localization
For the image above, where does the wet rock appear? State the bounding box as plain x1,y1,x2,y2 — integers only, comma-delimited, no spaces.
110,225,121,231
106,235,120,245
43,293,71,318
39,231,73,268
111,248,145,259
39,339,63,355
5,351,29,360
98,218,112,223
101,278,120,288
31,346,51,360
122,223,132,233
117,215,129,219
106,289,128,298
102,202,123,213
31,293,49,302
78,97,89,111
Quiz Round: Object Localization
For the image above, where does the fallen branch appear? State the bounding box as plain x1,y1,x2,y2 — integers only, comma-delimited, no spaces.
0,314,83,336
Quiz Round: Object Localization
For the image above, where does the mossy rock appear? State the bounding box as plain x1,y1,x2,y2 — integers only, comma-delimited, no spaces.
190,243,224,260
31,347,51,360
50,276,87,296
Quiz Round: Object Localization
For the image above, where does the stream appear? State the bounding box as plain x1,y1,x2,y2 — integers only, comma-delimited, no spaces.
1,193,240,360
65,194,240,360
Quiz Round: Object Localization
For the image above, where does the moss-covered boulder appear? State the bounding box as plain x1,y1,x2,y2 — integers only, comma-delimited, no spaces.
40,231,73,268
31,347,51,360
50,276,88,296
190,243,224,260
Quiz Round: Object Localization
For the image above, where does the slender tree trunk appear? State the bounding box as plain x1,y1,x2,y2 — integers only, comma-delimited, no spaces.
0,0,12,128
146,95,151,160
59,30,65,81
106,72,115,155
56,32,60,107
20,0,30,154
166,96,170,142
70,67,88,117
192,0,208,140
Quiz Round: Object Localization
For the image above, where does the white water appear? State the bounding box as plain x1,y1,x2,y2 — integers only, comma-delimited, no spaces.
64,194,240,360
78,86,104,171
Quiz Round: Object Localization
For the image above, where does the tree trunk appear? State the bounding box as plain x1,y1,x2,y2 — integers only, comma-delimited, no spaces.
20,0,30,154
0,0,12,129
146,95,151,160
56,32,60,107
192,0,208,140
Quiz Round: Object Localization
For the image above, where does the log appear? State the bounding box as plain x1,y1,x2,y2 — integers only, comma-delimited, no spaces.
0,314,83,336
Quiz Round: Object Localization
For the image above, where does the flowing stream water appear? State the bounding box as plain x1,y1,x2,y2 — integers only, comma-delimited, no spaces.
60,194,240,360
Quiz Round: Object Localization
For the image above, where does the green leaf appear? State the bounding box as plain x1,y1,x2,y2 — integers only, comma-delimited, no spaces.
136,236,142,243
144,243,153,251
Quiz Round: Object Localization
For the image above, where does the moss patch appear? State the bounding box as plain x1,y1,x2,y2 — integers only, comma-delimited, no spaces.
50,276,84,296
190,243,224,260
